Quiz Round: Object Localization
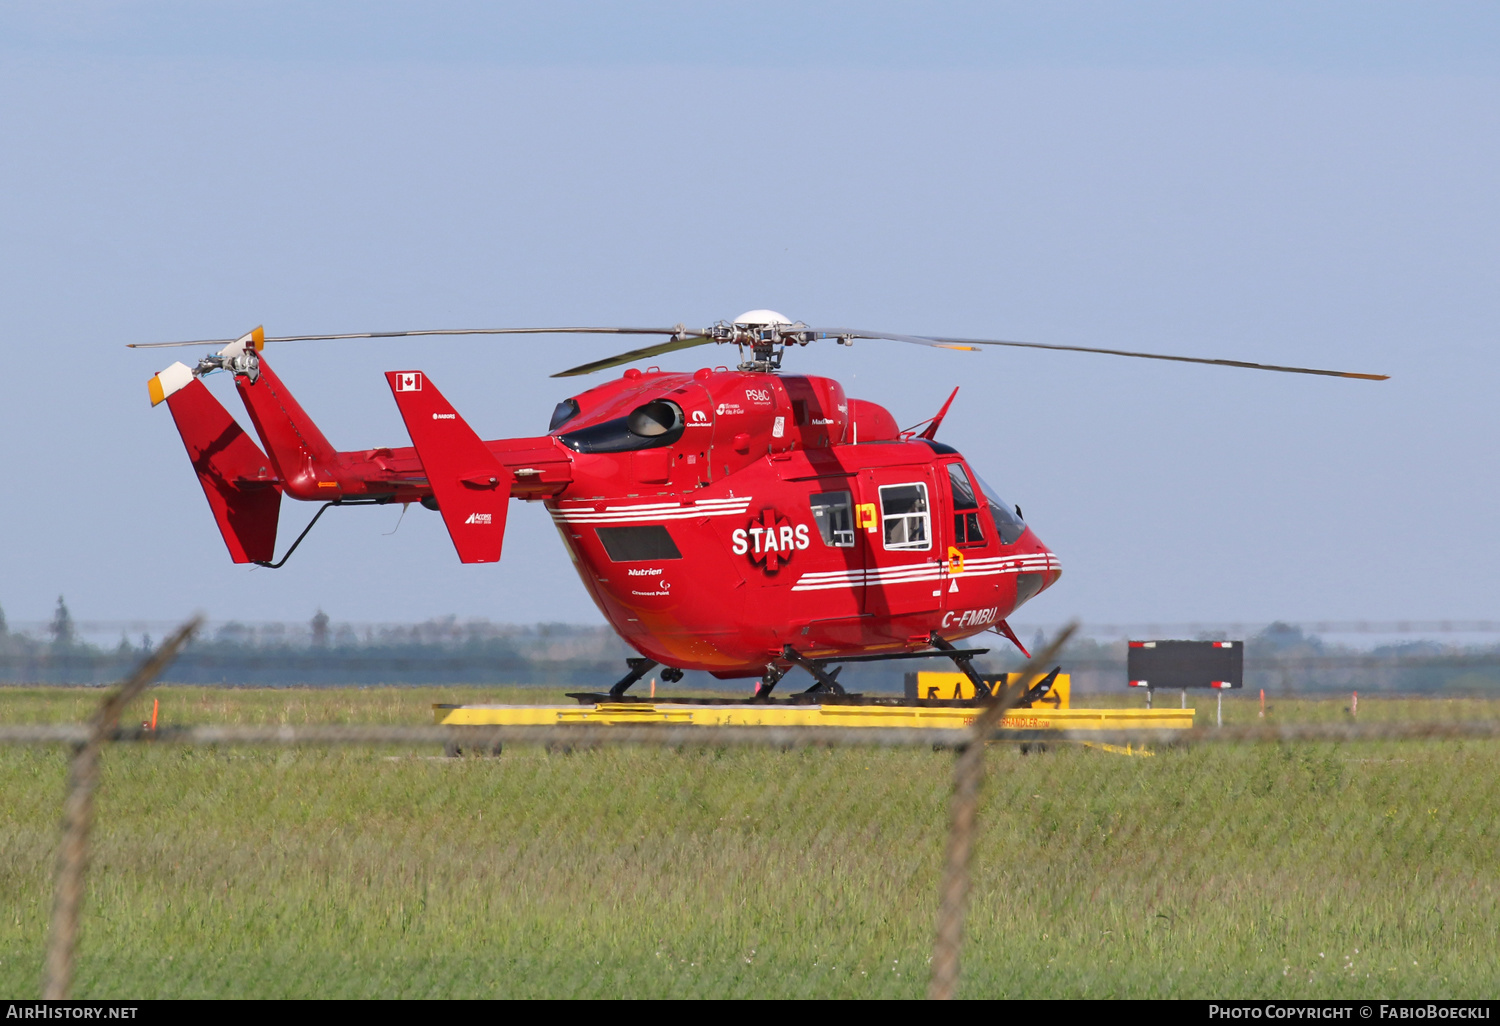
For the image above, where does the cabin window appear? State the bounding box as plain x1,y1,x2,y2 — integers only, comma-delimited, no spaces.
947,464,986,546
596,525,683,561
974,473,1027,546
879,482,931,551
809,491,855,547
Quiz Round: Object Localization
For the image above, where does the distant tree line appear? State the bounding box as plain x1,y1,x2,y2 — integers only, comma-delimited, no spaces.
0,600,638,686
2,601,1498,693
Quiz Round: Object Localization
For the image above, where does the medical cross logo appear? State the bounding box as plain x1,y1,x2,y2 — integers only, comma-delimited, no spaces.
396,372,422,392
730,507,810,573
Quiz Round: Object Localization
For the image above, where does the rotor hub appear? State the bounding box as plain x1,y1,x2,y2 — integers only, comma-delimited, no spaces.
713,310,815,372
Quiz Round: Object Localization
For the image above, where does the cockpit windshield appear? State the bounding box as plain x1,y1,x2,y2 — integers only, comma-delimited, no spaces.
549,398,581,432
558,400,686,453
975,473,1027,545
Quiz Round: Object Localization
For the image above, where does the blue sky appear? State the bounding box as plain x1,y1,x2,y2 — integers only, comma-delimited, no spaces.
5,2,1499,72
1,3,1497,632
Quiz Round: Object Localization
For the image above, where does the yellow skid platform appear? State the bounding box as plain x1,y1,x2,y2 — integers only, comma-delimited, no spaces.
433,702,1195,732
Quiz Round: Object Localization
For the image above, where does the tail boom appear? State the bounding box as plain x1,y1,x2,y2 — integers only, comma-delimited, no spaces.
151,348,572,565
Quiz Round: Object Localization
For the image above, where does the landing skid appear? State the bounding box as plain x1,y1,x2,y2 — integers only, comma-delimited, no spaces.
567,691,995,707
567,644,1060,708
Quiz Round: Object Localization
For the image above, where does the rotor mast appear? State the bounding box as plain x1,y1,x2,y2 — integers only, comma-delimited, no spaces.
708,309,842,373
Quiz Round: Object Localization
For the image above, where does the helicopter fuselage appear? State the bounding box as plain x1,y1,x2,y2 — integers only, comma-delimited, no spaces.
541,366,1059,677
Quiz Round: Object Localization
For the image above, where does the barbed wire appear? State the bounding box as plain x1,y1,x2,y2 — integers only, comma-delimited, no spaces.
5,719,1500,750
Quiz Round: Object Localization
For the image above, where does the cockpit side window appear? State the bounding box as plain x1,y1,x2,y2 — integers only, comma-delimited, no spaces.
879,482,931,551
549,398,581,432
947,463,986,546
809,491,855,547
558,400,685,453
974,472,1026,545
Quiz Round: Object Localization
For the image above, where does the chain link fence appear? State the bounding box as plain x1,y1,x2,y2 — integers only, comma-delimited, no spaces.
1,622,1497,999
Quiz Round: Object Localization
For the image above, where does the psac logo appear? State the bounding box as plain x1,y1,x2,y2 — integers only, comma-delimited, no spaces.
941,606,999,629
732,507,810,572
744,388,772,405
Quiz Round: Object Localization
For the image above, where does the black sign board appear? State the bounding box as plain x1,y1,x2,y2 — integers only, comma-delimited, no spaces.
1127,640,1243,690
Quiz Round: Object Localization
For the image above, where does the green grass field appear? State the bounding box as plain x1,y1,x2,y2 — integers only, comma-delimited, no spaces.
1,687,1497,998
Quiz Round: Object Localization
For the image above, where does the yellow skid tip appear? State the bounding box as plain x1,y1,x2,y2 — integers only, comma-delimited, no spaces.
147,375,165,407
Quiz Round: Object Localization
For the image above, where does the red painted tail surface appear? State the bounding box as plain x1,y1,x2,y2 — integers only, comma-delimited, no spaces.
232,355,343,499
385,371,508,564
163,376,282,563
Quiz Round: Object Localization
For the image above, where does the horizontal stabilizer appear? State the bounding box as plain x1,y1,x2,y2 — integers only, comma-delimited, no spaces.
385,371,508,564
153,366,281,563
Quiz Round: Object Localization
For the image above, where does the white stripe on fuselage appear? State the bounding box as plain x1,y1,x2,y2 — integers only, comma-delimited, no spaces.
551,497,751,525
549,496,1060,594
790,553,1060,592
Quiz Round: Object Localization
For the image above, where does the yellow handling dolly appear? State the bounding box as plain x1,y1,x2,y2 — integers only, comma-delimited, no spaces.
433,701,1193,732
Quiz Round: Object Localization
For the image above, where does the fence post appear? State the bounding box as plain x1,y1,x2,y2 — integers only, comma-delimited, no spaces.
929,624,1076,1000
41,618,200,1000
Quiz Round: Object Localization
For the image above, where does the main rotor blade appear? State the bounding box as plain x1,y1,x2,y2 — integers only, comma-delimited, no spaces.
815,328,1388,380
127,326,694,349
551,335,718,378
932,334,1389,380
806,327,985,351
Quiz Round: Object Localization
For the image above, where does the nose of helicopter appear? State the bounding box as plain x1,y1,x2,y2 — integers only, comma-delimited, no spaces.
1018,530,1062,606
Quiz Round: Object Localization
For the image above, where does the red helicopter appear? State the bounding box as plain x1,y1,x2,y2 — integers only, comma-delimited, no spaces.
134,311,1386,700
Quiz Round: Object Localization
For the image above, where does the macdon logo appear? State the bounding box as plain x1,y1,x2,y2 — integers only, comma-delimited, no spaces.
627,568,663,576
464,512,492,525
942,606,999,629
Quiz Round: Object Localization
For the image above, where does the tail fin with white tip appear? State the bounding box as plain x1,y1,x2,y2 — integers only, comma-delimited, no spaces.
148,362,281,563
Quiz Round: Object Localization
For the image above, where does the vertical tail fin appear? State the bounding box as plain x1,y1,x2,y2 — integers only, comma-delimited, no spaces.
232,355,343,499
148,362,281,563
385,370,508,564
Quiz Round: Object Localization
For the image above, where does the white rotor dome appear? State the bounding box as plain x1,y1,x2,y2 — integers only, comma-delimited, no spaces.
733,309,792,326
